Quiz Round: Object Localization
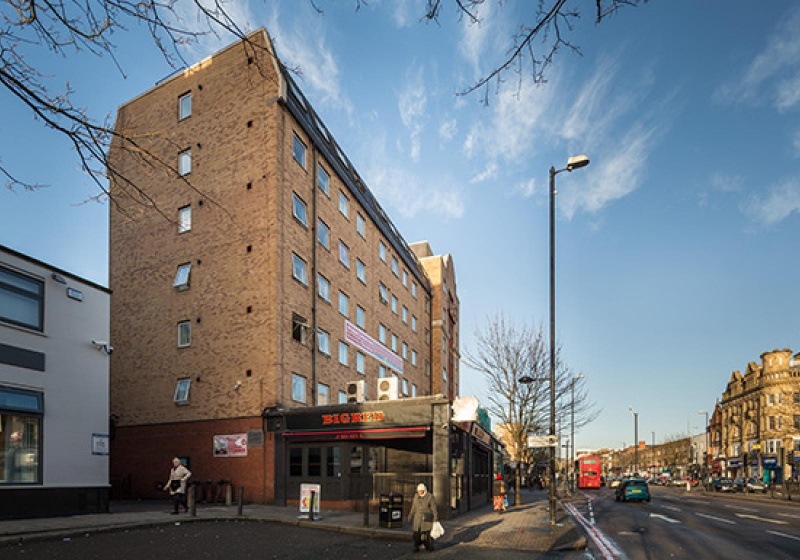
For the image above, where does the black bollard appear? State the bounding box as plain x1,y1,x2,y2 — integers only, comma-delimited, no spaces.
190,483,197,517
309,490,316,521
363,493,369,527
238,485,244,516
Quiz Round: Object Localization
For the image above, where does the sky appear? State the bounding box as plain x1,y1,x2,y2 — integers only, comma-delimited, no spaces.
3,0,800,451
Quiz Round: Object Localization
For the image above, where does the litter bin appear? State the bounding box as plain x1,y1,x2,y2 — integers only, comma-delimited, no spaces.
379,492,403,528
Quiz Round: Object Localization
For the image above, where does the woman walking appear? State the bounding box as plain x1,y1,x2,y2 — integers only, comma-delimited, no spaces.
408,483,438,552
493,473,508,513
163,457,192,514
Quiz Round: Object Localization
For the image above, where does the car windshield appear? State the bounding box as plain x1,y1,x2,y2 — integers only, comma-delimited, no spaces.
627,481,647,488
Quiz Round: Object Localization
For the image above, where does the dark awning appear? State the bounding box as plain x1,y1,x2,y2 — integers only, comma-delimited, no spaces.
283,425,429,442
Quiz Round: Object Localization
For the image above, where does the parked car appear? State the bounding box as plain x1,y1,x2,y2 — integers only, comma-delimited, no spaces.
746,477,767,493
732,477,746,492
710,477,735,492
609,477,623,488
615,478,651,502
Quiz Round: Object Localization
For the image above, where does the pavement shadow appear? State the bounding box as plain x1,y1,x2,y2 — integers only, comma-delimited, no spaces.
439,518,503,548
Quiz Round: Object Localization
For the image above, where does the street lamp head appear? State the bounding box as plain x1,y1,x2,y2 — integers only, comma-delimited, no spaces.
566,155,590,171
518,375,534,385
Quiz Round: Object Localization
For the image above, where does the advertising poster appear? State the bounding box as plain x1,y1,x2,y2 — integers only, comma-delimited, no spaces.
299,483,321,516
212,434,248,457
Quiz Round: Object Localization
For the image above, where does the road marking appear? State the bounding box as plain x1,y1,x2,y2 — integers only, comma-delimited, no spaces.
723,504,758,512
735,513,788,525
777,512,800,520
767,530,800,542
696,513,736,524
650,513,680,524
564,501,622,559
659,505,681,512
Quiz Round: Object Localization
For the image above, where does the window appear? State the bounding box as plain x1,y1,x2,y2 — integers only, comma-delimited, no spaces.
309,447,322,476
402,378,409,396
317,328,330,355
402,342,408,359
339,191,349,218
0,387,43,484
178,205,191,233
402,306,408,323
379,283,388,303
391,334,398,352
292,373,306,403
178,321,191,348
338,391,347,404
318,384,329,406
766,439,781,454
379,365,387,378
178,92,192,120
442,367,448,384
293,134,307,168
391,295,398,314
0,266,44,331
795,393,800,405
327,447,341,477
290,448,303,476
379,241,387,262
293,193,308,226
317,219,330,249
356,260,366,283
768,394,775,406
412,315,417,332
318,164,330,195
174,263,191,291
178,149,191,176
174,378,191,405
402,270,408,287
317,274,330,302
338,291,349,317
338,241,350,268
411,282,417,298
378,324,387,344
412,384,417,397
411,350,417,366
356,352,365,375
391,257,399,276
292,253,308,285
356,305,366,328
338,341,349,366
292,313,308,344
356,213,366,237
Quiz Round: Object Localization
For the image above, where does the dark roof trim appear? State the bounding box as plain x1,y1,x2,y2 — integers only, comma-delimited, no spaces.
0,244,110,293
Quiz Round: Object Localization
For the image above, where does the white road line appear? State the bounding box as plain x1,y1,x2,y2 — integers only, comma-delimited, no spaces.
777,512,800,520
723,504,758,512
767,530,800,542
564,501,622,559
658,505,682,512
696,512,736,525
650,513,680,524
735,513,788,525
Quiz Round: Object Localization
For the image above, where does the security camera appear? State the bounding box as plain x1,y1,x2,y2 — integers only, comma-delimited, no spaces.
91,340,108,347
105,345,114,355
91,341,114,355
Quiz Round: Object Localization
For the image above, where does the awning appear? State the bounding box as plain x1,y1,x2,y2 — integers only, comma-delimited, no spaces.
282,425,429,442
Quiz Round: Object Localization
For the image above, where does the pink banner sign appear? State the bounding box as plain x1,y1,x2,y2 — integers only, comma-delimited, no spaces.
213,434,248,457
344,320,404,373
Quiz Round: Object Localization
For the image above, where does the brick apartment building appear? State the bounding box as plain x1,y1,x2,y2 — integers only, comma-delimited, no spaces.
107,30,459,505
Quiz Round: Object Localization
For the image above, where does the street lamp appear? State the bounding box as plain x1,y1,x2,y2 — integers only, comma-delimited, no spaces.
570,373,584,492
546,154,590,525
629,407,639,475
699,410,709,480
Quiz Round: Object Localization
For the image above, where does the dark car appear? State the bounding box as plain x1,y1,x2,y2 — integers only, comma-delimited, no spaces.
615,478,651,502
732,477,746,492
711,477,734,492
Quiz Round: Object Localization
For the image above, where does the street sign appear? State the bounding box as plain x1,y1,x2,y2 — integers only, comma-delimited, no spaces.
528,435,559,448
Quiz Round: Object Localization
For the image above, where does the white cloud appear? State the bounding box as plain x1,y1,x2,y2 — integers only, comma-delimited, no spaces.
398,71,427,162
514,177,537,198
439,118,457,142
710,173,744,193
468,163,497,185
171,0,259,60
794,129,800,156
392,0,427,28
742,178,800,226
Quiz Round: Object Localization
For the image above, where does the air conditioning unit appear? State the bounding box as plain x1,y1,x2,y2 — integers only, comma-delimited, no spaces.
346,380,366,404
377,377,400,401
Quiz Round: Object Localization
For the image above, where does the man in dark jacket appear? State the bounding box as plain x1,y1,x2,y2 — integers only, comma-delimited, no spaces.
408,483,438,552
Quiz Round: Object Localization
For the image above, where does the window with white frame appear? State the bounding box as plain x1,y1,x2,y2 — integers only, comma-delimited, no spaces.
317,164,330,196
391,295,398,314
338,341,348,366
356,352,365,374
356,305,366,328
391,257,399,276
356,213,366,237
379,324,387,344
318,383,330,405
411,282,417,298
0,266,44,331
338,390,347,404
411,349,417,366
317,274,331,302
292,373,306,402
766,439,781,454
338,191,349,218
178,320,191,348
178,205,191,233
338,291,349,317
402,342,408,359
292,253,308,285
411,315,417,332
379,365,387,378
317,219,330,250
391,334,398,352
339,241,350,268
402,270,408,287
402,306,408,323
178,92,192,120
402,378,409,396
293,193,308,226
768,394,775,406
293,134,307,169
379,241,387,262
412,384,417,397
174,263,191,291
292,313,308,344
317,328,330,355
356,260,366,283
379,283,388,303
174,378,191,405
178,149,191,176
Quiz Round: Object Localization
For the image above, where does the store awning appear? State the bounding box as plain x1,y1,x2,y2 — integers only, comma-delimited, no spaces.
282,425,429,442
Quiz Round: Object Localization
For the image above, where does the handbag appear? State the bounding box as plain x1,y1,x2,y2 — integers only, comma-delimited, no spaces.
422,512,434,522
430,521,444,539
170,479,182,491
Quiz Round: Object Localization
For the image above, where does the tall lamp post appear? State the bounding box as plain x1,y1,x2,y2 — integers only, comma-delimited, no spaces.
545,155,590,524
629,407,639,475
699,410,709,480
570,373,584,492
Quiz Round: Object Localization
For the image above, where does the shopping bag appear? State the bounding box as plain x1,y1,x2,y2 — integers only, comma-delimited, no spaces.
430,521,444,539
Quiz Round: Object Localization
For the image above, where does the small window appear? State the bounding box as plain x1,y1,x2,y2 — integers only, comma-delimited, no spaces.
290,448,303,476
0,266,44,331
317,274,331,302
411,350,417,366
178,149,192,176
178,321,191,348
391,334,398,352
292,313,308,344
318,384,329,406
402,306,408,323
179,93,192,120
338,341,349,366
402,378,409,396
402,342,408,359
292,373,306,403
174,378,191,405
292,253,308,285
379,283,388,303
412,384,417,397
293,134,307,169
379,241,387,262
391,295,398,314
391,257,399,276
178,205,192,233
338,191,349,218
338,391,347,404
356,306,366,329
174,263,191,291
411,282,418,298
378,324,387,344
317,165,330,196
379,365,387,378
412,315,417,332
338,241,350,268
317,328,330,355
356,352,365,375
356,260,366,283
402,270,408,287
338,291,349,317
317,219,330,249
356,213,366,237
293,193,308,226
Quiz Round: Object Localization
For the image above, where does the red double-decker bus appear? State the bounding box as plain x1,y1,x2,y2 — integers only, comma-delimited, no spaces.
578,455,602,489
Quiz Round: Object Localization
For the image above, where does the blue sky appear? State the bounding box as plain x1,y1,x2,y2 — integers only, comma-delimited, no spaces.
3,1,800,451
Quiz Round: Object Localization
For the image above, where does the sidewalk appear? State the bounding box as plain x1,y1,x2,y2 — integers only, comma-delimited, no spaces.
0,488,586,553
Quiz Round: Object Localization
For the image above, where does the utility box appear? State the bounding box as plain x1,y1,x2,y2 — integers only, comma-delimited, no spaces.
378,493,403,528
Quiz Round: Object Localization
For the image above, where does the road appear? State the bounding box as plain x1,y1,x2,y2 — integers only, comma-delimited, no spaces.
567,485,800,559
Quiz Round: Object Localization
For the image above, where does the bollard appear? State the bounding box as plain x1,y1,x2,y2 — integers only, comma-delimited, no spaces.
190,483,197,517
309,490,316,521
363,493,369,527
237,485,244,516
225,481,233,506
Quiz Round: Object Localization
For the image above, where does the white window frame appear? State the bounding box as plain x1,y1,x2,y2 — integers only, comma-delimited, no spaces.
402,270,408,287
338,341,349,366
317,274,331,302
317,328,331,355
318,164,330,196
391,295,398,314
338,241,350,268
293,193,308,226
178,205,191,233
338,390,347,404
379,242,387,262
402,306,408,324
317,219,330,249
178,320,191,348
356,213,366,237
356,305,366,328
379,283,388,303
338,291,349,317
174,378,191,405
379,324,387,344
178,149,191,176
338,191,349,218
174,263,191,291
292,373,306,403
391,334,398,352
391,257,399,276
292,253,308,285
356,259,366,283
356,352,365,375
411,350,417,366
411,282,417,298
179,92,192,120
412,315,417,332
318,383,330,405
293,134,307,169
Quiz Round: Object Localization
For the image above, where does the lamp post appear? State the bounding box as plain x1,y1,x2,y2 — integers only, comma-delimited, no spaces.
545,154,590,525
570,373,584,492
629,407,639,475
699,410,709,480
